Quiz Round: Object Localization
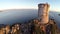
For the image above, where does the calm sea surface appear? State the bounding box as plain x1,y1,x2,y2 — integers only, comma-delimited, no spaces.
0,9,60,28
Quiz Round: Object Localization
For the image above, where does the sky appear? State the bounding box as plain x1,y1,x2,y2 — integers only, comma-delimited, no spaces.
0,0,60,11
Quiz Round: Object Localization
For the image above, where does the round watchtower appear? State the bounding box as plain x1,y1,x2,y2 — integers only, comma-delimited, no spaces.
38,3,50,24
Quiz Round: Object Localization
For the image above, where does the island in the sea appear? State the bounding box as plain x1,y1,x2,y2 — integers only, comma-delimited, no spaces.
0,3,60,34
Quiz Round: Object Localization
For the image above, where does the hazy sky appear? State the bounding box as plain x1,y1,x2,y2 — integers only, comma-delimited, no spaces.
0,0,60,11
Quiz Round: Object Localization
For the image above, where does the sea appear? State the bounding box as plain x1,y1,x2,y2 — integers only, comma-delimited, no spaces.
0,9,60,28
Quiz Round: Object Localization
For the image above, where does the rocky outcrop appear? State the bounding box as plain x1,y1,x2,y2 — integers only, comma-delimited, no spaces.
0,19,59,34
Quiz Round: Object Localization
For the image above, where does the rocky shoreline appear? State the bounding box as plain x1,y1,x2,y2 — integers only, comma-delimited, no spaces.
0,19,59,34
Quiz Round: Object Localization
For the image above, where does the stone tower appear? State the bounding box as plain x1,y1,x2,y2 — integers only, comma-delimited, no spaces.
38,3,50,24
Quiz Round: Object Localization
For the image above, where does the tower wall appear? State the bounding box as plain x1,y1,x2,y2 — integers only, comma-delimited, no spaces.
38,3,50,24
